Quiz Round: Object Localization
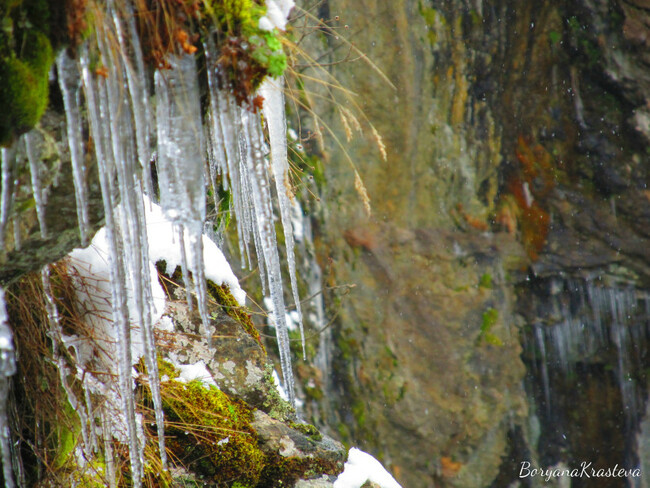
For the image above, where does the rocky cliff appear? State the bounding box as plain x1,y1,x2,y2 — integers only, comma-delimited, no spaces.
293,0,650,486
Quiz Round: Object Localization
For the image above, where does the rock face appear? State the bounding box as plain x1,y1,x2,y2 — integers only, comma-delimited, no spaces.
293,0,650,486
0,109,105,285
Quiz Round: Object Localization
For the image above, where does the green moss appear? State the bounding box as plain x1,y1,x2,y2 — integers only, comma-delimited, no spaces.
257,455,342,488
260,364,295,421
205,0,264,34
478,273,493,289
197,0,288,104
145,361,338,487
0,2,54,145
249,32,287,78
52,401,78,469
478,307,503,346
289,421,323,442
548,30,561,45
151,364,267,486
351,399,366,430
207,279,265,350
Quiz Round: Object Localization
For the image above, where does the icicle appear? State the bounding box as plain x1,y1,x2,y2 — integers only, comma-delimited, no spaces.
260,76,305,358
42,265,96,459
239,132,268,296
0,288,16,488
12,216,20,251
57,50,90,246
110,0,155,199
80,45,143,488
101,411,117,488
98,16,167,472
242,111,295,405
154,56,211,332
204,39,255,268
24,132,48,238
0,146,16,251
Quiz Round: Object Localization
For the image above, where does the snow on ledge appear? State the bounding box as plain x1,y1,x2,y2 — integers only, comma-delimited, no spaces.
143,196,246,305
176,360,217,388
334,448,403,488
259,0,295,31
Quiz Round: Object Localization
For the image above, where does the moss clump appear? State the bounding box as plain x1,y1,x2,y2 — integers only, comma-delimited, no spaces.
0,21,53,145
148,364,266,486
289,421,323,442
478,307,502,346
207,279,265,350
260,364,295,421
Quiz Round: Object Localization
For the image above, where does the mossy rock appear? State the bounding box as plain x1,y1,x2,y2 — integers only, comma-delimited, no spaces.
150,375,267,485
0,28,53,145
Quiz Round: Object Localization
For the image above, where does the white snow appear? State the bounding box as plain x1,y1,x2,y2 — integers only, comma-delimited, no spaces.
143,196,246,305
272,369,289,401
68,197,246,362
68,226,166,363
259,0,295,31
334,448,403,488
176,360,217,387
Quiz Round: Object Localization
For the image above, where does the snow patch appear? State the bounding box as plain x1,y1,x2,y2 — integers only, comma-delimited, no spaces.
176,360,217,387
143,196,246,305
259,0,295,31
334,448,403,488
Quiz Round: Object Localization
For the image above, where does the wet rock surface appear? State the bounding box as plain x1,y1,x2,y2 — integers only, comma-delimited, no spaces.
295,0,650,486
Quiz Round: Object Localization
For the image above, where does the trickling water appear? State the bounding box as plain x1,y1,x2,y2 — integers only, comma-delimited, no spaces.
522,276,650,469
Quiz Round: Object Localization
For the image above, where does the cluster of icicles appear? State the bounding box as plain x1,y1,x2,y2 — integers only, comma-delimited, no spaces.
0,1,303,486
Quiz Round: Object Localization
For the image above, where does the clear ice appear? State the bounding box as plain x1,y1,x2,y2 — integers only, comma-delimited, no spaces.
0,288,16,488
260,76,305,358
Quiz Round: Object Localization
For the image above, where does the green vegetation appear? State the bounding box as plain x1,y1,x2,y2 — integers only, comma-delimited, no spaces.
478,307,503,346
478,273,493,289
148,365,267,486
0,1,55,145
207,279,265,349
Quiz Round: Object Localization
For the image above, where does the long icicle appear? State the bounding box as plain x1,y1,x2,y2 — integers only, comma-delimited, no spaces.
24,132,48,239
111,0,155,199
101,7,166,468
57,50,90,246
204,38,253,268
260,76,305,358
154,55,211,334
80,45,143,488
0,146,16,252
242,110,295,405
0,287,16,488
